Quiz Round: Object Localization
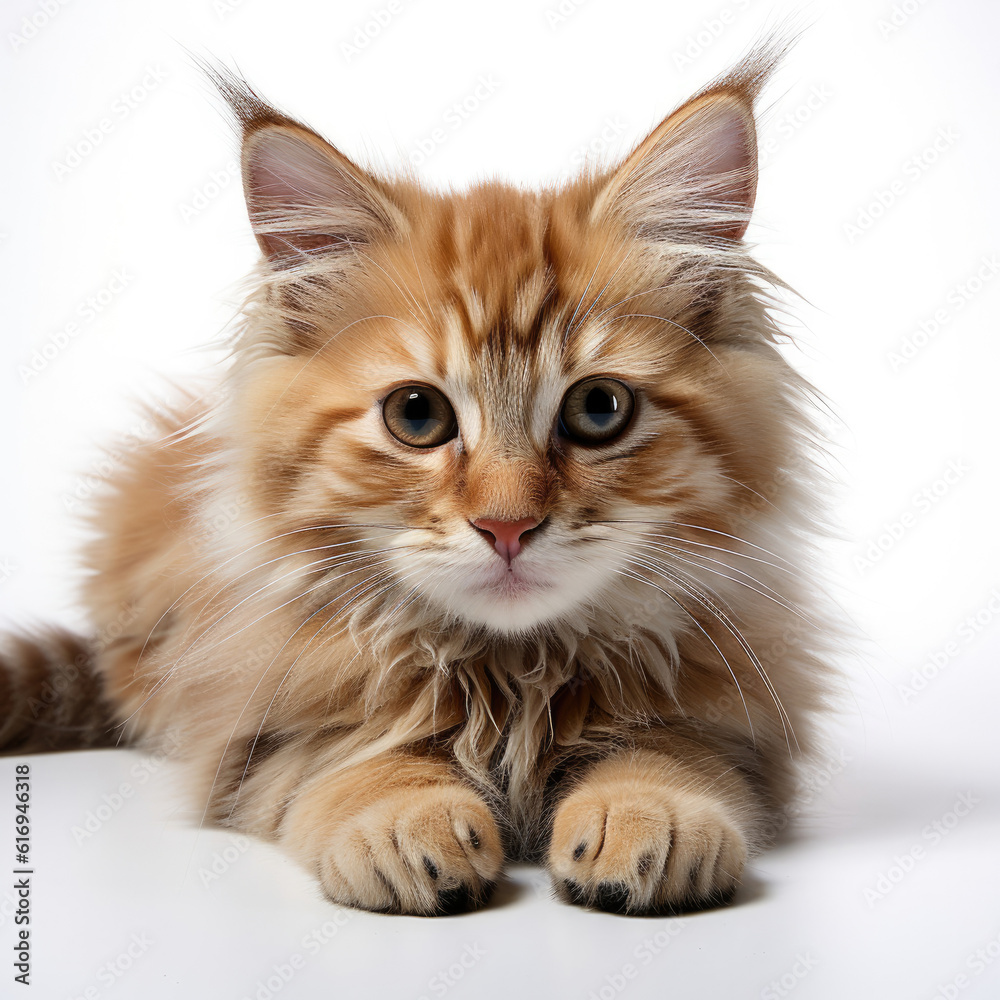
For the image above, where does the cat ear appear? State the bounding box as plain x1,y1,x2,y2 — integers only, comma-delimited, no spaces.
242,125,402,267
209,68,401,269
593,45,781,244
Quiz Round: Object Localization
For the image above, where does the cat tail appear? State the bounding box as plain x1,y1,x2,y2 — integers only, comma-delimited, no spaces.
0,626,121,754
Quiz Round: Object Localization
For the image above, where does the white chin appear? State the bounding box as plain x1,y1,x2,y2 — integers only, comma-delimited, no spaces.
457,591,562,634
411,545,622,636
444,569,600,635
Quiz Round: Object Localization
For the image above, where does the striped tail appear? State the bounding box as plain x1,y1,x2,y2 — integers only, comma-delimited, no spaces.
0,627,121,754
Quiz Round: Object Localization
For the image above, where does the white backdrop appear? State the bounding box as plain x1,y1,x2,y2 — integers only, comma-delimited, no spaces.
2,0,999,997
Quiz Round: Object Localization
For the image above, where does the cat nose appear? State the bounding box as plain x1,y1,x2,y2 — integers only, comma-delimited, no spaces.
470,517,541,564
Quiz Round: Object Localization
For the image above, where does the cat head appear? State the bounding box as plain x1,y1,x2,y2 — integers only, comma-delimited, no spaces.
212,44,806,640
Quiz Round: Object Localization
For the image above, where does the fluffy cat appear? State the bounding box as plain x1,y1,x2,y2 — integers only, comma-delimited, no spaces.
1,42,831,916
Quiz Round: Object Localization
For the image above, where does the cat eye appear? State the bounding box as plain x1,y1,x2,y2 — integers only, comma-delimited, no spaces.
382,384,458,448
559,377,635,445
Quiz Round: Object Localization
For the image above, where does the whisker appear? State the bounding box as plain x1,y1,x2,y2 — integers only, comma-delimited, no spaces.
617,553,797,754
588,518,795,568
257,313,426,426
209,563,404,824
597,522,795,577
591,281,690,322
119,547,372,738
178,548,406,666
352,248,423,326
612,531,814,626
564,244,609,346
405,233,434,328
614,565,756,747
228,566,425,815
118,550,406,729
567,246,635,340
598,312,727,372
133,523,410,672
716,473,786,515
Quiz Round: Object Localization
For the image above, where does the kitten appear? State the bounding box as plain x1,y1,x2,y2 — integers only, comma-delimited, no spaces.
1,41,831,916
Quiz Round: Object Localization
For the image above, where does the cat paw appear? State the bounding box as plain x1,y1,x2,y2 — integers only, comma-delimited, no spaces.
548,763,747,915
319,783,503,915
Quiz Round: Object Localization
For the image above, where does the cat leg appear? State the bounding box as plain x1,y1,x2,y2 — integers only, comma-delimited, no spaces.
547,739,762,915
276,751,503,915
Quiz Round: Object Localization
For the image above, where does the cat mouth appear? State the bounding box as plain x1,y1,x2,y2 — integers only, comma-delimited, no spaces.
476,565,551,597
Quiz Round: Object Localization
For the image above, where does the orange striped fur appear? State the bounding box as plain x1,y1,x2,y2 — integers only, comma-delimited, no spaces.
3,41,834,915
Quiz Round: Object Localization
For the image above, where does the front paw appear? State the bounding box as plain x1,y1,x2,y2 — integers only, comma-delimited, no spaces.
319,783,503,915
548,756,748,915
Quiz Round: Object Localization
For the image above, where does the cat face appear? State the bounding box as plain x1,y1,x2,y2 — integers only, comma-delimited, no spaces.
221,72,796,637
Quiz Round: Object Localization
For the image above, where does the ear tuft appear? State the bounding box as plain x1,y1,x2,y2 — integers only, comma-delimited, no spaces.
200,62,401,270
594,34,791,245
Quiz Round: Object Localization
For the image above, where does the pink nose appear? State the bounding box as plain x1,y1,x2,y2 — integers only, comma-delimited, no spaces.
471,517,540,564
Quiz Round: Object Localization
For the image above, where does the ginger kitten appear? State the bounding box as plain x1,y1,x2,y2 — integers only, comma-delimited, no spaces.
1,43,830,916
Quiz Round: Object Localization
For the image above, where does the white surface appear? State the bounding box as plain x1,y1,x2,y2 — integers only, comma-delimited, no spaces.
3,717,1000,999
3,0,1000,996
